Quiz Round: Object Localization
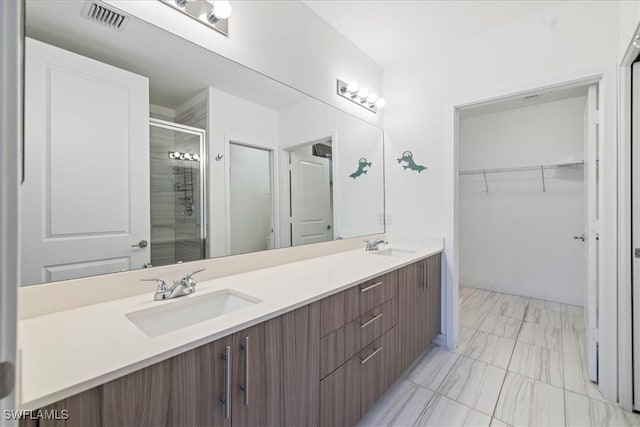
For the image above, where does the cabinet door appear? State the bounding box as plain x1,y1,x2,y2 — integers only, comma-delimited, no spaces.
36,387,101,427
427,254,442,341
101,358,171,427
166,337,232,427
264,302,320,426
231,323,271,427
398,259,432,372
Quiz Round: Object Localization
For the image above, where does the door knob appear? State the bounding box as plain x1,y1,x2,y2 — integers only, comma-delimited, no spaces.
573,234,586,242
131,240,148,248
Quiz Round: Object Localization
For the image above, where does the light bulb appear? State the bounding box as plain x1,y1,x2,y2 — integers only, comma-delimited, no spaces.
174,0,187,8
357,87,369,100
193,154,200,161
346,81,359,94
366,92,378,105
375,98,386,108
212,0,232,20
634,35,640,49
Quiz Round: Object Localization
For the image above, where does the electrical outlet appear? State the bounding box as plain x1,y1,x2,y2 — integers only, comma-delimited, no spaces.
386,214,392,225
378,213,385,225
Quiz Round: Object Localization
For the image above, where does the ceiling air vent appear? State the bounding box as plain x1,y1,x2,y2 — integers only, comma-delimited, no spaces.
81,1,130,32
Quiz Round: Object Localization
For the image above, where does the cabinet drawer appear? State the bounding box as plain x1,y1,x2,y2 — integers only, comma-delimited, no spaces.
320,297,398,378
320,271,398,337
320,325,400,427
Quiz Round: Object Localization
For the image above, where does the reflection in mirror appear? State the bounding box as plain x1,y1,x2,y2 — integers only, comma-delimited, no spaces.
22,0,384,286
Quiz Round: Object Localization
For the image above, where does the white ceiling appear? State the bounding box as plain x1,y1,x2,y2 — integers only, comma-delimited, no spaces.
303,0,566,68
26,0,307,111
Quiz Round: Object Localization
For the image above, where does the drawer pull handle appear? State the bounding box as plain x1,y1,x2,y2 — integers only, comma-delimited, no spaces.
360,281,383,293
220,345,231,419
240,336,249,406
360,313,383,328
360,346,383,364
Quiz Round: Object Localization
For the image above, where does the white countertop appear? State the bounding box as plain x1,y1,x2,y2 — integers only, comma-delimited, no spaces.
19,243,442,410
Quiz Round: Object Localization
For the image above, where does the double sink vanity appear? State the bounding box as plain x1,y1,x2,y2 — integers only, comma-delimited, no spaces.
18,242,442,426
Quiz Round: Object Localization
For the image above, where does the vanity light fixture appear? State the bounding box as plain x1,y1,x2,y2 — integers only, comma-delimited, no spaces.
169,151,200,162
161,0,230,37
337,79,385,113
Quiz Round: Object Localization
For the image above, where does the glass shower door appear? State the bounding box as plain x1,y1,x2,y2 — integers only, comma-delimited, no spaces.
149,119,207,267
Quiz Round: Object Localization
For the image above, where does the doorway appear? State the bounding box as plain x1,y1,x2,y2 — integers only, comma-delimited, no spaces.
455,83,600,389
286,138,334,247
149,118,207,267
227,141,275,256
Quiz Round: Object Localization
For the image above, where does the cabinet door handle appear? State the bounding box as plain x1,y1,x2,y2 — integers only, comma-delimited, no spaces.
423,262,428,290
360,346,383,364
240,336,249,406
360,281,383,293
220,345,231,419
360,313,383,328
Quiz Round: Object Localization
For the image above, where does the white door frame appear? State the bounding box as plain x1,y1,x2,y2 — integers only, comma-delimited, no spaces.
619,24,640,412
0,0,22,419
445,66,619,402
224,135,279,254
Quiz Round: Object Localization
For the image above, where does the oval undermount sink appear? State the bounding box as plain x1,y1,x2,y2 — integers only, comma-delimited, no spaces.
126,289,262,337
370,248,417,257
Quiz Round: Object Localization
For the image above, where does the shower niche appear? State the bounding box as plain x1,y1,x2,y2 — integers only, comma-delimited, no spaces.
149,119,206,267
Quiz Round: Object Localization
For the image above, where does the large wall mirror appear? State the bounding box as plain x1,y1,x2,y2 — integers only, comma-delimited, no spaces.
21,0,385,286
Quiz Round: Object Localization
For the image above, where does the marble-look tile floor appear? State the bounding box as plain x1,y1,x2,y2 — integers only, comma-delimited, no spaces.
358,286,640,427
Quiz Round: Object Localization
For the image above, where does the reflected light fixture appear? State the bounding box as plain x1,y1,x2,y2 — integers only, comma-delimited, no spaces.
634,34,640,49
337,79,385,113
169,151,200,162
161,0,230,37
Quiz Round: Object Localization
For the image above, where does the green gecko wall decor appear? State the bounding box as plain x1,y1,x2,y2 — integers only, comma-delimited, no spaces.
397,151,427,173
349,157,372,179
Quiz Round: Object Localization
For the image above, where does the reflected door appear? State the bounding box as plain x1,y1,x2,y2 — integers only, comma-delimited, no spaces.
149,119,206,267
21,38,150,285
228,143,273,256
289,151,333,246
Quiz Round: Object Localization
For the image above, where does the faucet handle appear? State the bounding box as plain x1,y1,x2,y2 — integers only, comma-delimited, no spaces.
185,268,205,280
141,278,168,292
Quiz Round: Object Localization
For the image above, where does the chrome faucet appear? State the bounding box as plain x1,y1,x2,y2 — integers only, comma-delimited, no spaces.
365,239,388,251
141,268,205,301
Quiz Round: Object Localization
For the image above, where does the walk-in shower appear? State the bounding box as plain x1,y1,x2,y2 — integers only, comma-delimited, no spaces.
149,118,207,267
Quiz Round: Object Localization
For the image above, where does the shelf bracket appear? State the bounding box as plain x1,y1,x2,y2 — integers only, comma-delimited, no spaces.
482,169,489,193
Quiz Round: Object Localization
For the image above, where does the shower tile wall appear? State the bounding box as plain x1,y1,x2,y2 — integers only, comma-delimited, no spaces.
175,98,207,262
150,126,177,267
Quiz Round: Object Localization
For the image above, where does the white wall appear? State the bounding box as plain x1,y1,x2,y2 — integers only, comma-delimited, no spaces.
619,1,640,61
382,0,621,398
459,96,587,305
105,0,383,127
279,99,385,240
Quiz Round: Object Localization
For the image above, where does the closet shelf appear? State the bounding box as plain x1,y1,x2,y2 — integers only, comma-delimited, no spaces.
458,160,584,193
458,160,584,176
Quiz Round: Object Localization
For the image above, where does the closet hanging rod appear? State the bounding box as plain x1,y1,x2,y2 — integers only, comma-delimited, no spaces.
458,160,584,176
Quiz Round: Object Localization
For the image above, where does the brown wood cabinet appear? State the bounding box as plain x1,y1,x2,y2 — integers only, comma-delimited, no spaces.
22,254,441,427
398,255,442,372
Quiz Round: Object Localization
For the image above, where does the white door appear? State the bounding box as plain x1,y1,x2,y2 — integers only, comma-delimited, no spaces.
21,38,150,285
228,142,273,255
632,63,640,409
289,150,333,246
584,84,599,382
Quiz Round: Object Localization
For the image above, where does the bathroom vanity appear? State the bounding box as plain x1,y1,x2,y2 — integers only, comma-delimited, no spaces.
18,247,441,427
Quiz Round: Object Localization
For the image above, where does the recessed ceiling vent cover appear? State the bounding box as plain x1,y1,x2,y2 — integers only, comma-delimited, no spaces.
81,1,130,32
